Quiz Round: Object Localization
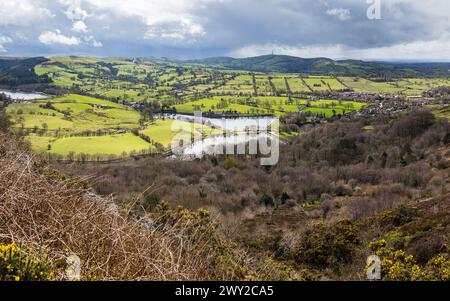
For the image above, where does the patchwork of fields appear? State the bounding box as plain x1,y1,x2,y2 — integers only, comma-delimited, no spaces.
35,57,450,105
2,56,447,161
174,96,365,117
339,77,450,96
6,94,221,160
6,94,140,134
6,94,148,159
427,105,450,121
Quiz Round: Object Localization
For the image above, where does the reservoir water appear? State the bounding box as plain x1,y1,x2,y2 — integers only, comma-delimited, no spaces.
0,90,50,101
170,114,278,132
166,114,279,159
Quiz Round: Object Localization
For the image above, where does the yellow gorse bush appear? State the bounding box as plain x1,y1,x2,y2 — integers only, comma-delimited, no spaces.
368,240,450,281
0,242,54,281
422,253,450,281
154,201,250,280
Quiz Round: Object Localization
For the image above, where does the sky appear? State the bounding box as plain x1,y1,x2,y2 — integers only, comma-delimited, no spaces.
0,0,449,61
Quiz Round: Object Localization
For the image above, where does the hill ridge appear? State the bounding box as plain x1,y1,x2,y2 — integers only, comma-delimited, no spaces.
185,54,450,77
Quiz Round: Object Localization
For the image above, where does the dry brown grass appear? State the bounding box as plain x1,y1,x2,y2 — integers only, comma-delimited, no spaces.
0,132,248,280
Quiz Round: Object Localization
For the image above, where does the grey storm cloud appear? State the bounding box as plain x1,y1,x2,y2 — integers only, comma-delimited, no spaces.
0,0,449,60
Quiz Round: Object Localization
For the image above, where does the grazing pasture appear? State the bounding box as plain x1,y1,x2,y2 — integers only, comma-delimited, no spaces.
6,94,143,158
48,133,153,156
140,119,221,148
7,56,446,161
175,96,365,117
339,77,450,95
6,94,140,135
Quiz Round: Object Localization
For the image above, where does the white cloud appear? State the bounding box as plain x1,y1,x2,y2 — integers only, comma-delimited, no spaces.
59,0,90,21
0,35,12,52
326,8,351,21
72,20,88,33
352,39,450,62
0,35,12,43
39,30,80,46
83,0,220,43
144,19,205,43
92,40,102,47
84,35,102,47
0,0,53,26
1,0,450,60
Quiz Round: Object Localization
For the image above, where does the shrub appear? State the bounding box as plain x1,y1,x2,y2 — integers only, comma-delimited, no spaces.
334,182,352,196
0,132,252,280
0,243,53,281
422,253,450,281
280,192,291,204
154,201,251,280
223,157,237,170
389,110,435,139
377,205,418,227
252,258,317,281
369,240,450,281
295,219,360,268
391,205,418,227
260,194,275,207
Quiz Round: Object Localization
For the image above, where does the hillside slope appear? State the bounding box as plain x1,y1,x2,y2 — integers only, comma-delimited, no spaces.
0,129,255,281
186,55,450,77
0,57,50,86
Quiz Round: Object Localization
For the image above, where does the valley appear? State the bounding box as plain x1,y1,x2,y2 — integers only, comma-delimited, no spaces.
1,55,449,281
2,55,450,161
2,0,450,286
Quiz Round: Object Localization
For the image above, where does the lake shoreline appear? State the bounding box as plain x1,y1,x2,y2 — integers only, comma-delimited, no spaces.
0,89,50,101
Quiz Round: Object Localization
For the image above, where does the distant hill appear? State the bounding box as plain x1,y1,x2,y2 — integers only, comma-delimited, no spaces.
0,57,50,86
186,55,450,77
187,55,341,73
3,55,450,89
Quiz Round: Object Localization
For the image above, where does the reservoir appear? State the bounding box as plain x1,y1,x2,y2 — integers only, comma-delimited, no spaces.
0,90,50,101
167,114,279,159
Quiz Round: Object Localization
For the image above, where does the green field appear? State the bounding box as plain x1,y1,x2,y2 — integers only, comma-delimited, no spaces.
6,94,145,159
25,135,56,153
175,97,272,115
6,94,140,135
6,93,221,158
140,119,221,148
427,105,450,121
35,56,230,104
48,133,152,156
339,77,450,96
209,74,347,95
33,56,450,110
303,76,346,92
7,56,447,161
175,96,365,117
